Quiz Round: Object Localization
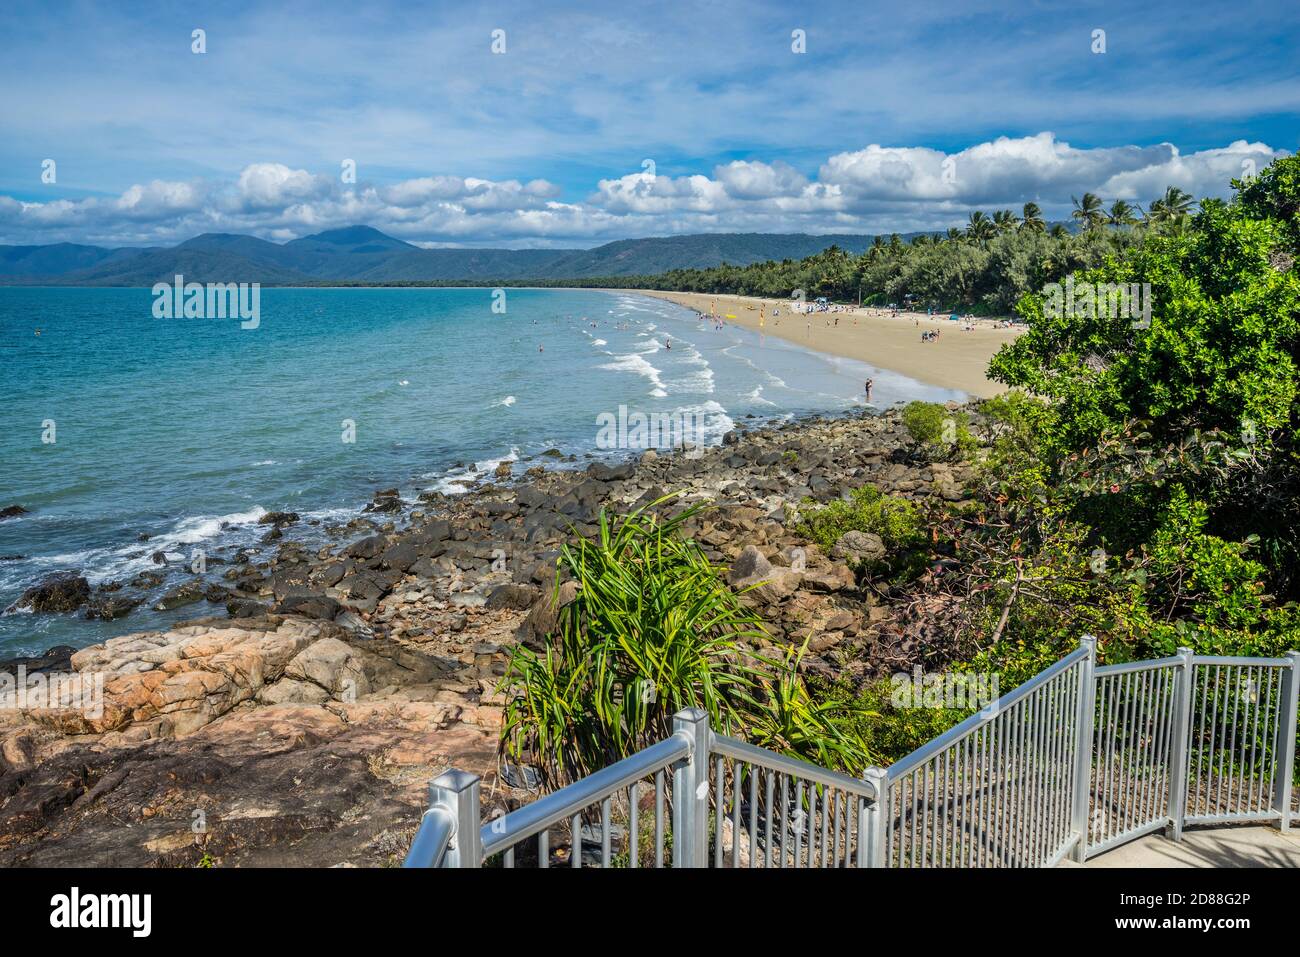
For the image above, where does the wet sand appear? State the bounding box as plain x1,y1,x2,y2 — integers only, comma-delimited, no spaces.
629,290,1023,399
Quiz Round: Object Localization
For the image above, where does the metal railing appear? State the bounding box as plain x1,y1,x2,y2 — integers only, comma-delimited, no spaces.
405,638,1300,867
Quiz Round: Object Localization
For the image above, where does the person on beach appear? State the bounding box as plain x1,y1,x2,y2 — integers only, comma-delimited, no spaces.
865,378,874,402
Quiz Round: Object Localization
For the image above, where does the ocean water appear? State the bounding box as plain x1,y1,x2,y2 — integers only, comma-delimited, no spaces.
0,286,962,656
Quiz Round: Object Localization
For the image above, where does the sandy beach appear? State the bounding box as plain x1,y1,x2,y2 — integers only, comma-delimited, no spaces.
630,290,1023,399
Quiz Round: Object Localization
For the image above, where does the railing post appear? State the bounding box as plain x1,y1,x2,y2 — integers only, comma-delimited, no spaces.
1272,651,1300,833
861,766,888,868
1165,647,1195,841
431,769,482,868
672,708,710,868
1069,635,1097,863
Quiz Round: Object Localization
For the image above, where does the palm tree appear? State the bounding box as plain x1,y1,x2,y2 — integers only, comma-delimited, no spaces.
1146,187,1196,227
966,211,995,242
1105,199,1139,227
1021,202,1046,232
1048,223,1068,239
945,227,963,242
1071,192,1105,230
992,209,1019,231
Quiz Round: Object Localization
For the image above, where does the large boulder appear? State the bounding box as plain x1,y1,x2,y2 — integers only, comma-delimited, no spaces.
283,637,370,699
728,546,801,603
152,582,206,611
831,530,886,565
521,580,579,642
257,511,300,527
727,545,772,585
343,535,387,560
275,594,341,621
84,596,141,620
9,574,90,614
486,583,540,611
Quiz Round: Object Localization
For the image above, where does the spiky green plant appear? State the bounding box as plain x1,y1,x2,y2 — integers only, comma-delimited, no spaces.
500,496,872,785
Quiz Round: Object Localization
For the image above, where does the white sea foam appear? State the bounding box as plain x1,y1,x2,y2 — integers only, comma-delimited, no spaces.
672,400,735,445
16,506,270,586
494,395,517,407
600,353,668,396
592,338,607,346
428,447,521,495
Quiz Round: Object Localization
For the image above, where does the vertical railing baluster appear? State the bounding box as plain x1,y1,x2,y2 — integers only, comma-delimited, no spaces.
1070,636,1097,862
714,755,725,869
1273,652,1300,832
600,797,612,868
671,708,709,868
733,761,743,868
628,784,638,869
654,769,665,868
764,770,774,868
749,764,758,867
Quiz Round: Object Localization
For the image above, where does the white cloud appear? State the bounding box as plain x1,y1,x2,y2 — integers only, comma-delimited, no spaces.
0,135,1289,248
234,163,332,211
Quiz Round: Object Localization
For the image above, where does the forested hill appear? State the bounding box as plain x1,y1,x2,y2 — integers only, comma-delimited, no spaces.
0,228,884,285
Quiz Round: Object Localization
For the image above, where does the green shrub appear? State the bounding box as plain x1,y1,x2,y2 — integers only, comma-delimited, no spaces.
902,401,977,458
500,497,873,786
795,485,928,579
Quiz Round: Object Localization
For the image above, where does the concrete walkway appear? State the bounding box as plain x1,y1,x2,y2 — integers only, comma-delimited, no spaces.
1068,825,1300,867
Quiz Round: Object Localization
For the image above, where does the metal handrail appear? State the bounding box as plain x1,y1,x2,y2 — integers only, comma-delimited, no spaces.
1094,654,1183,676
1192,655,1291,667
480,732,691,859
403,807,455,869
406,641,1300,868
885,643,1091,783
711,732,877,801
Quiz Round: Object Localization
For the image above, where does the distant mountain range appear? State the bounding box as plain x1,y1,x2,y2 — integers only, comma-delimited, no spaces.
0,226,887,286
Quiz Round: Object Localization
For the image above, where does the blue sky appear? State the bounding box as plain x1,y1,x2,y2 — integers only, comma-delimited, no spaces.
1,0,1297,246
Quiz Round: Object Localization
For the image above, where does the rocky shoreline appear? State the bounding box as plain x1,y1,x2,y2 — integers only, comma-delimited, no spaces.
0,403,983,866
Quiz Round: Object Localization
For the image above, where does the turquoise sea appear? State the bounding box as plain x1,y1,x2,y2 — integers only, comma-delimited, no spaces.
0,287,962,655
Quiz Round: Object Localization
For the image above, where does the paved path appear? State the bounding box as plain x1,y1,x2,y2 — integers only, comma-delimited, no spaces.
1066,826,1300,867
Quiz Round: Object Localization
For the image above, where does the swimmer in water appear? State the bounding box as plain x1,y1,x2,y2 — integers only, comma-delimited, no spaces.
665,338,671,350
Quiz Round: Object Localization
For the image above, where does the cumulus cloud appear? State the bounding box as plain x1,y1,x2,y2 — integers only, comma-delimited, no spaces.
234,163,333,211
0,135,1289,247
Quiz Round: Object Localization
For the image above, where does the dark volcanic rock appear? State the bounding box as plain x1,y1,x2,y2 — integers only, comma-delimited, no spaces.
129,570,165,589
226,598,271,618
0,505,29,520
83,596,141,620
0,644,75,677
343,535,387,560
9,575,90,614
152,582,206,611
486,583,541,611
276,594,341,621
258,511,300,526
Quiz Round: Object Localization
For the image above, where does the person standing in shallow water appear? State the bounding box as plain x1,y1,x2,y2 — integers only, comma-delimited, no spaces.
865,378,874,403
